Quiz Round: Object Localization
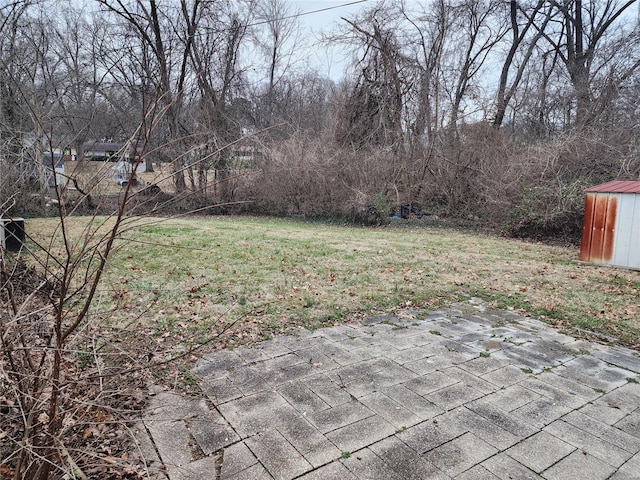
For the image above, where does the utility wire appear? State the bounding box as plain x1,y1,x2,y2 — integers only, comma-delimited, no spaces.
247,0,371,28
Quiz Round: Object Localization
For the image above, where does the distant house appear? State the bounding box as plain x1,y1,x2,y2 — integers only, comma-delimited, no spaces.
231,145,257,167
84,141,130,161
83,141,146,174
19,134,74,190
111,160,144,186
28,148,71,191
41,152,67,188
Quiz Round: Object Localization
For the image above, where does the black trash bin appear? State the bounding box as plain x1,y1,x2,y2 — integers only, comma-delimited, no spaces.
1,218,25,251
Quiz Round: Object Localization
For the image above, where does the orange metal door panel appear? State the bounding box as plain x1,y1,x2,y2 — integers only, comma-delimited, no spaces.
581,193,618,263
602,196,617,262
579,194,595,261
589,194,609,261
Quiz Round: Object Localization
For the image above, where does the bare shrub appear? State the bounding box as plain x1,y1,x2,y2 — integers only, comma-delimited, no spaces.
238,119,639,240
0,171,148,478
0,160,49,218
249,132,397,224
398,121,639,240
472,128,637,239
0,126,242,478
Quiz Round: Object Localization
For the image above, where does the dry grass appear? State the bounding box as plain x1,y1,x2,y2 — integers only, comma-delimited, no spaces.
25,215,640,352
64,160,220,197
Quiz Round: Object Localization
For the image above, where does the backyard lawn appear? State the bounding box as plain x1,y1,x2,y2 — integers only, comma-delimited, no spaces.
27,215,640,352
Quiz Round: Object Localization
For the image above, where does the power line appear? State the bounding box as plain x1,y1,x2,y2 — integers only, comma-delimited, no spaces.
296,0,371,17
247,0,371,28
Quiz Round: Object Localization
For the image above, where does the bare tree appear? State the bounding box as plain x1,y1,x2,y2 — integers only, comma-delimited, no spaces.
493,0,552,127
339,6,406,151
41,1,143,203
402,0,449,144
537,0,640,127
184,1,255,203
97,0,203,192
4,3,71,208
252,0,302,126
0,1,32,212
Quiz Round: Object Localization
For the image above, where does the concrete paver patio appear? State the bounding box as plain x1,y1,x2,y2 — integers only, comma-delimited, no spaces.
136,299,640,479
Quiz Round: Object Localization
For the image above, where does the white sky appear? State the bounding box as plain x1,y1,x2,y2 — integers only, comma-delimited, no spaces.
289,0,376,79
292,0,373,30
288,0,640,82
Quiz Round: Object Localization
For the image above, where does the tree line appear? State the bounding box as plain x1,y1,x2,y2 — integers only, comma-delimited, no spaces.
1,0,639,237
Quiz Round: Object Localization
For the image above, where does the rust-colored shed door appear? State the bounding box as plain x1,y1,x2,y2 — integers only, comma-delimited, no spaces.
579,193,617,263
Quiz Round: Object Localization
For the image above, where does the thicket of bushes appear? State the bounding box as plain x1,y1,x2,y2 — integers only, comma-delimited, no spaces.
232,124,639,241
5,122,637,245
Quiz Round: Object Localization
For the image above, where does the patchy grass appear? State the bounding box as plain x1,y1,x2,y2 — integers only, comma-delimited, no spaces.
26,215,640,350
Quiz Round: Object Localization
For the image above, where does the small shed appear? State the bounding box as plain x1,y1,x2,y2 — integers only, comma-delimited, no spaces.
579,180,640,270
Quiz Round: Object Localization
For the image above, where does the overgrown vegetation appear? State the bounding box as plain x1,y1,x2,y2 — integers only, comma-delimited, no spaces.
0,187,240,477
2,1,640,477
2,1,640,238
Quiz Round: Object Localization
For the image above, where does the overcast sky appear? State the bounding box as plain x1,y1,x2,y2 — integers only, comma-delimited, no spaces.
289,0,375,79
292,0,372,29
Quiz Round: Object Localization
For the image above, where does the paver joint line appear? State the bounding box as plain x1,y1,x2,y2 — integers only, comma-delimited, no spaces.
138,300,640,479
